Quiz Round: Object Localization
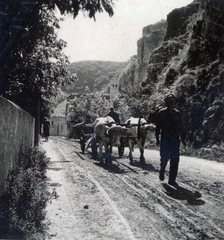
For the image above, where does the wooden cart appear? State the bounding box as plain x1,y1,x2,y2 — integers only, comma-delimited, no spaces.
71,122,98,159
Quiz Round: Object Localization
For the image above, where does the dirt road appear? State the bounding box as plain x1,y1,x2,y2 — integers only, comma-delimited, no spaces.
41,137,224,240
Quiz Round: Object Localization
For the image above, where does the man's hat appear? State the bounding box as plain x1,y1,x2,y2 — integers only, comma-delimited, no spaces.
165,94,178,105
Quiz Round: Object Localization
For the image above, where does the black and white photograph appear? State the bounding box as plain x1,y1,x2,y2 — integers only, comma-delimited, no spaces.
0,0,224,239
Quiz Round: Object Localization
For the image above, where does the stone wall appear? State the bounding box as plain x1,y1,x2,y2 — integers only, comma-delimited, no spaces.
0,96,35,195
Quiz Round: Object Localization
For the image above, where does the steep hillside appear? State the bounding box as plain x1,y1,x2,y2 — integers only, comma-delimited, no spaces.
62,61,128,94
119,0,224,145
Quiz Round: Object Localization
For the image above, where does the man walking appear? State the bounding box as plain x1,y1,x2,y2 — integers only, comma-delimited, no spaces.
43,117,50,142
156,94,186,187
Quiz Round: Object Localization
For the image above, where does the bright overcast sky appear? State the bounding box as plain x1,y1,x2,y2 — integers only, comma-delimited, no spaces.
56,0,193,63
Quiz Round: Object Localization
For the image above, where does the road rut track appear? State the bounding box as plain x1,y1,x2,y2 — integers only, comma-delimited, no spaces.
51,137,224,240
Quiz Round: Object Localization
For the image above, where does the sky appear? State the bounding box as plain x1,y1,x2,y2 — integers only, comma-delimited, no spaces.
56,0,193,63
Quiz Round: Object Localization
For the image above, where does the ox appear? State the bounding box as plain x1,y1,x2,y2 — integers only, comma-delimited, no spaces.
124,117,156,164
93,116,129,167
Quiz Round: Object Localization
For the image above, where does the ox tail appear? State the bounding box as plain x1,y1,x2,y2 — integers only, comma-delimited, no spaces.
137,117,141,139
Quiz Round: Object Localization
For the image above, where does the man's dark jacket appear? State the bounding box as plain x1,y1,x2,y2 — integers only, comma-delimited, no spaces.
156,107,185,157
107,111,120,124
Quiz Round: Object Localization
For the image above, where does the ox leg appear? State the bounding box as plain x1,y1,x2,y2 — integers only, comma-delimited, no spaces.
128,140,133,164
139,149,145,164
118,137,125,157
138,140,145,164
105,144,112,167
98,143,104,164
91,137,98,160
108,145,113,166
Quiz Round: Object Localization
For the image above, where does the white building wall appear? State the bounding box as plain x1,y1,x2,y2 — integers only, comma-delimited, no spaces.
50,116,68,136
110,83,119,101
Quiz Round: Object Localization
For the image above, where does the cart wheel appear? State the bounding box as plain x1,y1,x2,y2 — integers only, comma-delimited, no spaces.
118,146,124,157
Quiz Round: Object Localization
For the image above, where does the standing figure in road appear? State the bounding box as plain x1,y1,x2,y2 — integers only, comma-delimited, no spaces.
43,117,50,142
107,107,120,124
155,94,186,187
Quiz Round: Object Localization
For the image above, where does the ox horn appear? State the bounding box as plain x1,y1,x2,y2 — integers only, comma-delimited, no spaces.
106,127,111,135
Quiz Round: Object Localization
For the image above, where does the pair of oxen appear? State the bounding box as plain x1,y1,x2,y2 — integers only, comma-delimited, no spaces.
91,116,156,166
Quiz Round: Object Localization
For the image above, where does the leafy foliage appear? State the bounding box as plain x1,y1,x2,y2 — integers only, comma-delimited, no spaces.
0,0,114,144
1,4,75,103
65,92,152,125
0,147,58,239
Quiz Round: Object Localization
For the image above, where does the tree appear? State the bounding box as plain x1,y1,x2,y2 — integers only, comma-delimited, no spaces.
0,0,114,145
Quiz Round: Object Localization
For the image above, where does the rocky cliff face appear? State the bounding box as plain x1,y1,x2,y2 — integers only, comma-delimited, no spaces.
119,20,167,94
119,0,224,145
138,20,167,66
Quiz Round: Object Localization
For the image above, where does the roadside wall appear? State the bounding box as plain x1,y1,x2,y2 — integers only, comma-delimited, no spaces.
0,96,35,195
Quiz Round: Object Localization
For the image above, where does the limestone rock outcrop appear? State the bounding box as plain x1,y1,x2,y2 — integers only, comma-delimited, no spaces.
119,0,224,144
119,20,167,94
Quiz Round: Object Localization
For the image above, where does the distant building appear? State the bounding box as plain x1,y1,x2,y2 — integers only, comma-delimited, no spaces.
49,116,68,136
109,83,119,101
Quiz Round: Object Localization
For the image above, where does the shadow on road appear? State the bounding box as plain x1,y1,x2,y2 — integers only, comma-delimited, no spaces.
93,162,126,173
162,183,205,206
93,157,157,175
130,161,156,171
